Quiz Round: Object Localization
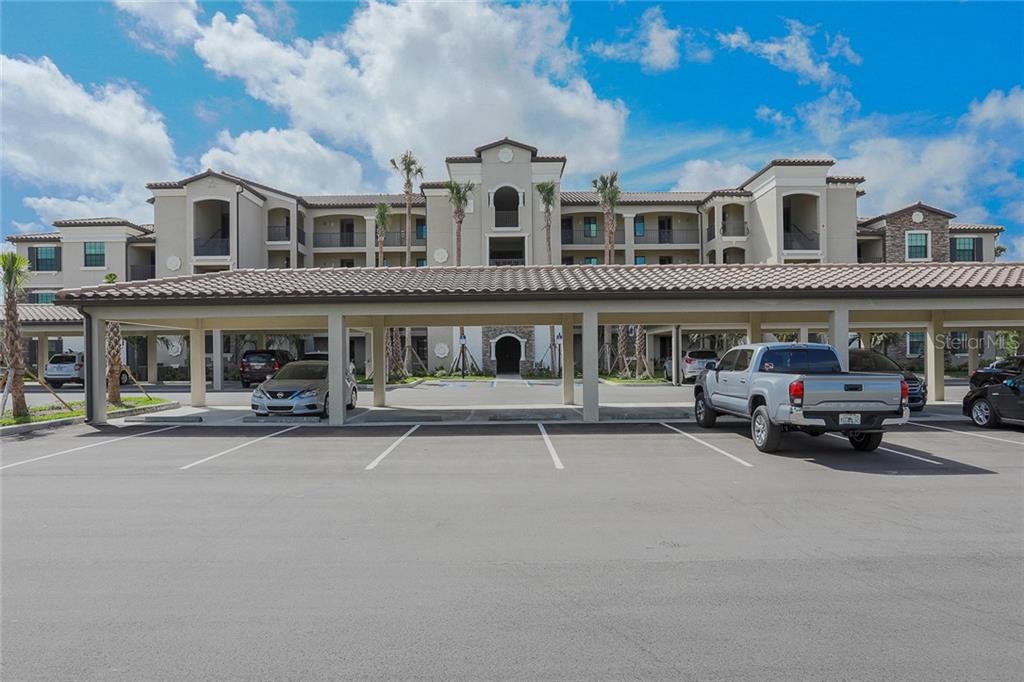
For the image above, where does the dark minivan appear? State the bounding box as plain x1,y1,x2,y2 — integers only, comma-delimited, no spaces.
240,349,293,388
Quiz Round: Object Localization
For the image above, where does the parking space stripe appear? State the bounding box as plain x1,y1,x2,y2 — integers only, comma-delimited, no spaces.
911,421,1024,446
537,423,564,470
365,425,419,471
0,425,180,471
179,425,301,470
660,422,754,467
824,433,943,464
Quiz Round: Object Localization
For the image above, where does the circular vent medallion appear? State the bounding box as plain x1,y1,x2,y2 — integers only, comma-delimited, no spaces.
434,342,450,359
498,147,514,163
433,248,449,264
911,211,924,223
166,256,182,272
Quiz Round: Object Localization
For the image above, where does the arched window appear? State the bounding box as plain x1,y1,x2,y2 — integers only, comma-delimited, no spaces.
493,186,519,228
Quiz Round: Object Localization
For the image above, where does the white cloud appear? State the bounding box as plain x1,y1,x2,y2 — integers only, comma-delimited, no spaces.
717,19,849,87
23,186,155,226
796,88,862,145
200,128,364,195
962,86,1024,129
755,105,794,129
242,0,295,38
114,0,201,57
194,2,626,178
670,159,754,191
589,6,711,72
825,34,862,65
10,220,43,233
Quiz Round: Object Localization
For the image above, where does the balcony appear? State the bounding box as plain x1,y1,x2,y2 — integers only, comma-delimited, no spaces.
635,228,699,245
561,228,624,245
313,231,365,248
705,224,716,242
129,264,155,281
382,231,426,247
194,236,229,257
489,258,525,266
495,210,518,228
857,256,884,264
783,225,820,250
267,225,290,242
297,228,306,246
721,221,748,238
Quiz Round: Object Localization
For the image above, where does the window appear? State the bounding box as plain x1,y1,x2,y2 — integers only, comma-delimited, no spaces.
29,291,56,304
634,216,645,237
733,349,753,371
634,255,646,265
583,256,599,265
583,216,598,238
561,216,573,230
416,258,427,267
83,241,105,267
759,348,842,374
906,331,925,357
952,237,980,262
32,246,60,271
561,256,574,265
415,218,427,240
659,256,673,265
717,350,739,372
905,232,930,260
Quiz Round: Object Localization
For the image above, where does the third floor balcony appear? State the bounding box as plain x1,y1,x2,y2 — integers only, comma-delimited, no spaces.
313,230,366,248
194,235,229,257
561,227,624,245
634,228,699,245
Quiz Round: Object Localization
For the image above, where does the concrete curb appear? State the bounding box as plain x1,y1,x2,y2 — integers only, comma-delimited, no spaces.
0,401,181,437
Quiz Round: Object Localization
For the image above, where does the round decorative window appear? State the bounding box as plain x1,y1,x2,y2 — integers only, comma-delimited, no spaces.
911,211,924,223
434,342,450,359
498,147,514,163
433,248,449,264
166,256,182,272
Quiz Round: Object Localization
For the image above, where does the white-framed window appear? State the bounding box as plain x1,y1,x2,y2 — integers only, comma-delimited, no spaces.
906,331,926,357
905,231,931,261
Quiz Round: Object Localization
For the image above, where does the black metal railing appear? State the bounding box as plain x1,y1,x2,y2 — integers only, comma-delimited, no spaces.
297,228,306,246
267,225,290,242
313,231,365,248
561,228,624,245
857,256,884,264
129,264,155,280
495,210,518,228
783,224,820,250
194,236,230,256
705,224,716,242
635,228,700,244
381,231,426,246
489,258,525,266
721,221,748,238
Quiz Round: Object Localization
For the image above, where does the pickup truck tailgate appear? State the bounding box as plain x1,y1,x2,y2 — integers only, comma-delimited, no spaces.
802,374,903,411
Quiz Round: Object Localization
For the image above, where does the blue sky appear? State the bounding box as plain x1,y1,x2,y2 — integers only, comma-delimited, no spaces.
2,1,1022,255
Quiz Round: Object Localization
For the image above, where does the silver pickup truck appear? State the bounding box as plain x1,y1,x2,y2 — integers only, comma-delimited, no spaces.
694,343,910,453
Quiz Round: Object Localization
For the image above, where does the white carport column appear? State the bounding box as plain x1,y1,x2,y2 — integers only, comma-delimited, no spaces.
746,312,763,344
189,328,206,407
671,325,680,385
36,334,48,377
926,311,945,403
561,314,575,405
828,306,850,371
85,313,107,424
582,310,600,422
798,326,810,343
967,327,980,374
327,311,349,426
622,214,635,265
211,329,223,391
372,322,386,407
147,333,159,384
256,332,266,349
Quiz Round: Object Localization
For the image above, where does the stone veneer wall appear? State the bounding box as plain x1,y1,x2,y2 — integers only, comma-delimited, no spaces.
481,325,535,375
883,209,950,263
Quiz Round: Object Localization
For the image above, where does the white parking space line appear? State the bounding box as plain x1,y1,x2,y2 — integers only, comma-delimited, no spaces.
365,425,419,471
912,421,1024,446
660,423,754,467
0,425,180,471
824,433,943,465
537,423,564,470
179,426,301,470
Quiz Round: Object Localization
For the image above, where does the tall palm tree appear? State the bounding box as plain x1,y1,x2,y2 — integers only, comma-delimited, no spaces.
445,180,475,375
593,171,622,372
390,151,424,373
103,273,123,404
536,180,559,372
374,202,390,268
1,252,30,418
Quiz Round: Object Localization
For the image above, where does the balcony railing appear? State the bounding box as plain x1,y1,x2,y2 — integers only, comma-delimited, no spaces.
194,236,229,256
721,221,748,238
635,228,699,245
495,210,519,228
706,224,716,242
857,256,884,264
129,264,155,281
381,231,426,247
489,258,525,266
297,228,306,246
267,225,290,242
561,228,624,245
783,225,820,250
313,231,365,248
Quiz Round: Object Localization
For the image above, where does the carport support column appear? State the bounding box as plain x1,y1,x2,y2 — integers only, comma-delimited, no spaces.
36,334,48,377
798,326,810,343
828,307,850,371
189,328,206,407
211,329,223,391
967,327,980,375
372,323,386,407
561,314,575,405
582,310,599,422
746,312,762,344
926,311,945,403
256,332,266,349
85,313,107,424
671,325,680,385
146,333,159,384
327,311,348,426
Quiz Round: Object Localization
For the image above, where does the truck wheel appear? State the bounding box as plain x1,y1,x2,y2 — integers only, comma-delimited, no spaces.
241,380,251,389
848,431,883,451
751,406,782,453
694,393,717,427
969,398,998,428
119,369,129,385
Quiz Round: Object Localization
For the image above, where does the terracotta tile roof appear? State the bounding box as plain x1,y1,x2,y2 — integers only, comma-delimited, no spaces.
300,194,424,208
825,175,865,184
699,189,754,205
146,169,269,201
6,232,62,243
16,304,83,325
949,223,1004,233
858,201,957,226
560,191,708,206
56,262,1024,307
419,181,449,191
52,217,153,233
738,158,836,189
445,138,566,165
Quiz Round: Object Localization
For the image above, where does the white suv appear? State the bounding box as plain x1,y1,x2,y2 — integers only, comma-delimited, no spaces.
44,352,85,388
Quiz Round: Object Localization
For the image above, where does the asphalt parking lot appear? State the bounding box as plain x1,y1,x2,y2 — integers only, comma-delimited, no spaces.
3,417,1022,681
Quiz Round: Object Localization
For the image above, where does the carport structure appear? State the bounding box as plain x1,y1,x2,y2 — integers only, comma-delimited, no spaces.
56,261,1024,425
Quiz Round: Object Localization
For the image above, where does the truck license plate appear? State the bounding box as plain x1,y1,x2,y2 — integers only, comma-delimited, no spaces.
839,413,861,425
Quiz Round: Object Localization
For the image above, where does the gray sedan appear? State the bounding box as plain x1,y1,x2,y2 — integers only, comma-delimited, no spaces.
250,361,357,417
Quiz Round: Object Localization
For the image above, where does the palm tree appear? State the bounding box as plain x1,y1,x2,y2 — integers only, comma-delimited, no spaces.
445,180,475,375
374,202,390,268
1,252,30,418
390,150,424,373
536,180,559,372
593,171,622,372
103,273,123,404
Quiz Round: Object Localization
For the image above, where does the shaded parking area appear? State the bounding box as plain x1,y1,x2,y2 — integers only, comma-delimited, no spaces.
3,419,1022,680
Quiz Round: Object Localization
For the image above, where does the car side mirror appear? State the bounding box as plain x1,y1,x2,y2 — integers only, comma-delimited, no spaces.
705,361,717,371
1004,377,1019,390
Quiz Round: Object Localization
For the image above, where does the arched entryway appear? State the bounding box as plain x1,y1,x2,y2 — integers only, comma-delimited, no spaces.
494,335,523,375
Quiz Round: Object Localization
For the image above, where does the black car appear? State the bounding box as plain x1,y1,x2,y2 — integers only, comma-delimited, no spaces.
969,355,1024,389
963,377,1024,428
849,349,927,411
239,349,293,388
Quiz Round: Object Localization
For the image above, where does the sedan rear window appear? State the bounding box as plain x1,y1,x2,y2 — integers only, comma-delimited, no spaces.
760,348,842,374
49,355,78,364
687,350,718,359
273,363,328,381
244,352,274,363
